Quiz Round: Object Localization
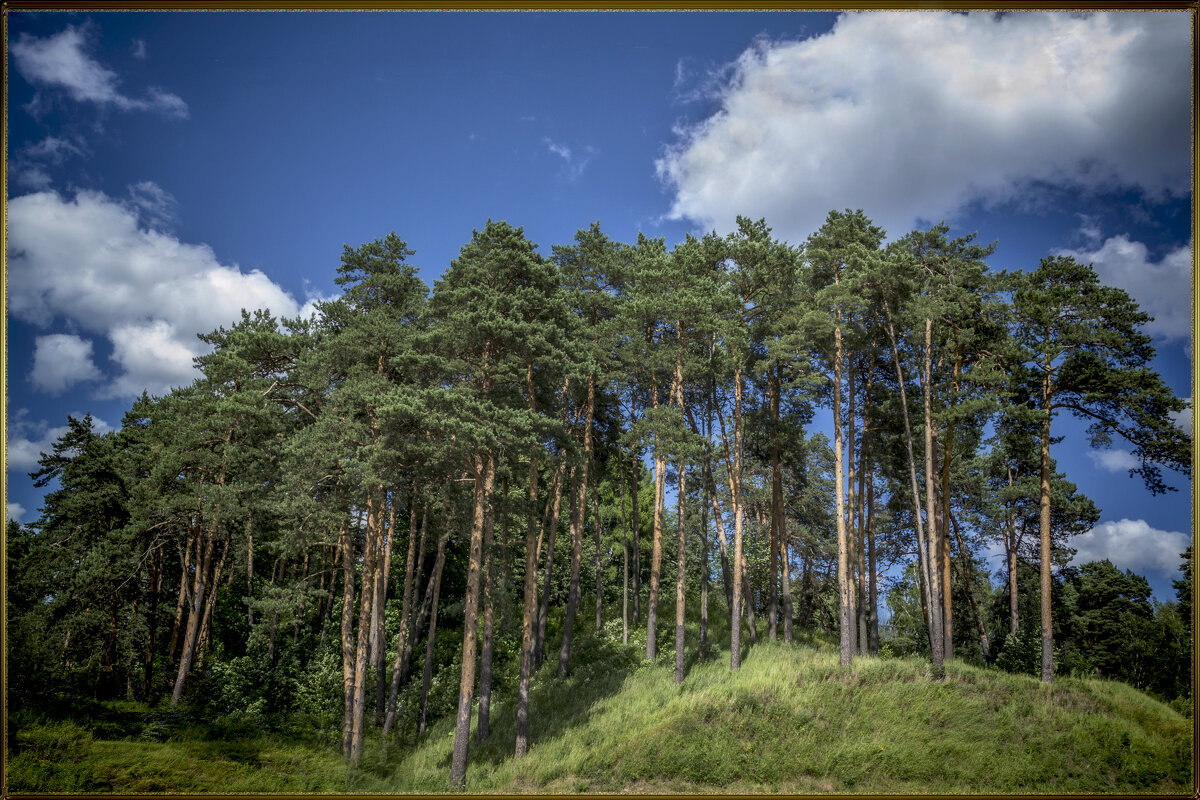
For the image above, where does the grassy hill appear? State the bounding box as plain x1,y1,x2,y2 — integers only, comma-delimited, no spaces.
8,626,1193,794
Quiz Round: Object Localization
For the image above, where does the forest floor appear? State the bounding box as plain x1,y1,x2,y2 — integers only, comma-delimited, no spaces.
7,631,1192,794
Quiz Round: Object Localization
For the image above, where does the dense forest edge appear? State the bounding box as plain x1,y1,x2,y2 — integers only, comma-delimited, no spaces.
5,209,1193,793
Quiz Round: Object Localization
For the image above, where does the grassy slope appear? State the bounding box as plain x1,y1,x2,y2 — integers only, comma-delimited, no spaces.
395,637,1192,794
8,629,1192,794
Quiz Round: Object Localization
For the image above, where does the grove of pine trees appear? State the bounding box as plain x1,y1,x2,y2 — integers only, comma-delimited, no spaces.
7,211,1192,786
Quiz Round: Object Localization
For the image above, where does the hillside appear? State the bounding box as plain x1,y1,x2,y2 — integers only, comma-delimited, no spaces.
10,629,1191,794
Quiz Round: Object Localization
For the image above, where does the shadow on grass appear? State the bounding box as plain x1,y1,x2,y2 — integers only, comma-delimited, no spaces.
453,628,644,773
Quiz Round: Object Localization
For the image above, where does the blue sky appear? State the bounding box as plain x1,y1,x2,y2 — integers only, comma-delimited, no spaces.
4,11,1192,601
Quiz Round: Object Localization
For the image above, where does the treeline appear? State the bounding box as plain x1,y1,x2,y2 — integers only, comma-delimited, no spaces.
6,211,1190,785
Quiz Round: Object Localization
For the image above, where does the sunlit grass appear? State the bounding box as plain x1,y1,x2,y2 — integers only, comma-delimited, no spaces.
6,600,1191,794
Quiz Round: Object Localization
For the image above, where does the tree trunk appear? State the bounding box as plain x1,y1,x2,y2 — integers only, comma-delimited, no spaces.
675,453,687,684
449,451,494,787
866,453,879,655
846,353,860,657
1039,365,1055,684
700,499,710,653
621,477,629,647
171,522,216,707
476,495,496,745
536,461,567,669
1005,469,1020,637
373,492,397,718
594,476,603,631
143,546,163,699
348,491,382,766
731,366,747,669
629,400,642,626
559,375,594,678
884,312,938,660
920,317,945,674
382,485,423,736
768,366,783,643
646,379,668,662
832,315,854,668
339,518,355,756
418,527,449,737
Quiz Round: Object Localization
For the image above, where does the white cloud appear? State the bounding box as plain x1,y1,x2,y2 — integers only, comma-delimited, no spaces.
8,190,305,398
1072,518,1190,576
10,24,187,118
544,137,596,181
1087,448,1139,473
1054,235,1192,342
657,12,1189,243
1170,397,1192,436
10,135,85,190
7,503,27,523
30,334,103,395
7,409,114,473
131,38,147,59
125,180,178,229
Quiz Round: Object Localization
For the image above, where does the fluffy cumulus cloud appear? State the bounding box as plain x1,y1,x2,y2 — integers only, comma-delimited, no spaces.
1054,235,1192,342
8,190,310,399
657,12,1190,242
30,334,103,395
7,409,114,473
1072,518,1190,577
10,24,187,117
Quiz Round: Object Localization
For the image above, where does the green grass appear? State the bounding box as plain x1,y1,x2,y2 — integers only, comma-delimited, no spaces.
7,619,1192,794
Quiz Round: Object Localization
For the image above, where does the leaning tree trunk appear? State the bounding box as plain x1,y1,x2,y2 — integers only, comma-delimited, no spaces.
171,521,217,707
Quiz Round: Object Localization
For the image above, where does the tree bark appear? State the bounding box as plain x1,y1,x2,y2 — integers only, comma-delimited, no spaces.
382,485,423,736
417,534,447,737
1039,364,1055,684
476,493,496,744
348,490,382,766
373,492,397,718
646,379,668,662
922,318,946,675
731,366,747,669
594,475,603,631
171,521,217,707
768,366,783,642
449,451,494,787
559,374,594,678
675,453,687,684
516,364,540,757
536,461,567,669
339,518,355,756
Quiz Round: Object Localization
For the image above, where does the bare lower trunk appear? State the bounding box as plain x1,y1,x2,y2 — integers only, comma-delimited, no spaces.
418,531,448,736
449,451,494,787
922,318,945,675
731,367,747,670
382,487,425,736
340,519,355,757
515,435,540,755
348,491,382,766
768,367,782,642
535,460,566,669
700,501,710,653
646,380,667,662
594,481,603,632
476,498,496,744
675,456,687,684
171,523,218,706
1039,369,1054,684
373,494,396,719
558,459,587,678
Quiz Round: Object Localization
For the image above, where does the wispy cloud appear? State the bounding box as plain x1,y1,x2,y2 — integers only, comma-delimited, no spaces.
131,38,147,59
10,135,86,190
543,137,596,182
1087,448,1139,473
11,24,188,118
